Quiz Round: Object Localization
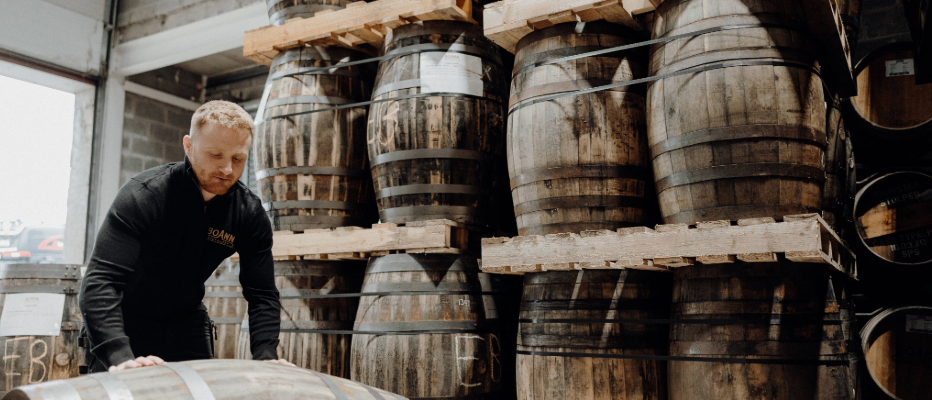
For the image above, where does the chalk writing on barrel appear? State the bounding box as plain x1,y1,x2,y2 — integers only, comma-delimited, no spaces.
3,336,50,388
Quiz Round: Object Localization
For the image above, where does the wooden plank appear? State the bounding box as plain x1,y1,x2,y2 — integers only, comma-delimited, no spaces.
481,215,856,278
273,222,455,256
243,0,475,64
801,0,855,96
482,0,643,53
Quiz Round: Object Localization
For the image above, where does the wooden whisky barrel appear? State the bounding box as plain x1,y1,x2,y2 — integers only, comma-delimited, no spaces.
516,270,671,400
265,0,348,26
669,263,856,400
861,306,932,400
350,254,506,399
3,359,406,400
366,21,508,226
854,170,932,266
236,260,362,377
507,22,655,235
843,43,932,161
647,0,827,224
824,99,856,232
254,46,376,231
0,264,82,395
203,274,246,359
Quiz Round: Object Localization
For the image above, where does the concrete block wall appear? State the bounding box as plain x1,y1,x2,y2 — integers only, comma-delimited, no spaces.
855,0,914,64
120,92,193,184
116,0,260,43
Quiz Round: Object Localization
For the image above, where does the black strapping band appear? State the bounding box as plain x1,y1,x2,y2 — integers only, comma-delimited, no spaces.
514,195,648,215
654,163,825,192
511,23,801,77
256,166,369,180
280,290,499,300
510,165,651,188
508,60,820,115
515,350,850,366
375,184,479,199
519,318,850,325
370,148,484,167
272,43,502,82
258,92,502,124
262,200,365,212
650,125,828,156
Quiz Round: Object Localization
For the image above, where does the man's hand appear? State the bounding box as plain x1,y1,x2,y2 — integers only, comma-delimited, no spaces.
108,356,165,372
263,359,296,367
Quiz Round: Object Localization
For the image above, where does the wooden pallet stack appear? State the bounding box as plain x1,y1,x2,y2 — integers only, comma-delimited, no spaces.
475,0,863,399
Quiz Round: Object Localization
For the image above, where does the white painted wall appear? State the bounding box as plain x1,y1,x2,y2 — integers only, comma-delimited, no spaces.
0,0,106,75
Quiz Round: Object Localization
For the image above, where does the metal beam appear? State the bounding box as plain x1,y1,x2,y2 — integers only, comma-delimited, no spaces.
110,2,267,76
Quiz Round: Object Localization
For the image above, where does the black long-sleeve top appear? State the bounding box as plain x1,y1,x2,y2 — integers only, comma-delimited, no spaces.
79,158,279,366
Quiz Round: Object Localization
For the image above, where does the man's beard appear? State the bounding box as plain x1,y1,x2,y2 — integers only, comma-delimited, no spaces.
191,160,237,195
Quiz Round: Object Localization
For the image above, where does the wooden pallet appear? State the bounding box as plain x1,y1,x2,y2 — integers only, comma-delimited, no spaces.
483,0,854,95
230,219,469,262
480,214,857,279
483,0,655,53
243,0,476,65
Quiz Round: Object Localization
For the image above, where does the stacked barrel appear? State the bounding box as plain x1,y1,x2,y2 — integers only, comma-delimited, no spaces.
504,18,671,400
241,0,376,378
842,40,932,400
0,264,83,396
350,20,518,400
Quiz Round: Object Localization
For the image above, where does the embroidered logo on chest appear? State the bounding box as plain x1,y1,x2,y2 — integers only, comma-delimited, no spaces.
207,227,235,248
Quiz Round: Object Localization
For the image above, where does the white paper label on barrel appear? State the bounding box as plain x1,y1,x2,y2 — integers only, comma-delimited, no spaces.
0,293,66,336
885,59,915,77
906,314,932,334
420,52,483,96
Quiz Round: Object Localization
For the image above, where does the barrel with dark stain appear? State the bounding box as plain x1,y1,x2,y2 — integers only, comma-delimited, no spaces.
254,46,376,231
854,170,932,267
3,359,406,400
236,260,363,377
516,270,671,400
843,43,932,161
647,0,827,224
265,0,349,26
861,306,932,400
203,274,246,360
0,264,83,393
366,21,508,226
350,254,506,399
823,99,855,233
506,22,655,235
669,263,856,400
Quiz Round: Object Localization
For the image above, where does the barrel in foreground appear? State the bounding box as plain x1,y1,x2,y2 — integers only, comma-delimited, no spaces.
3,359,406,400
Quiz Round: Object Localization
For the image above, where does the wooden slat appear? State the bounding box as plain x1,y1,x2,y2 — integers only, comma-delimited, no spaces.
243,0,475,65
483,0,646,53
481,214,856,278
230,220,469,261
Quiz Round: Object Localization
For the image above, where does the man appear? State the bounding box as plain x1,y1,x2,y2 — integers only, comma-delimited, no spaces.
79,100,292,372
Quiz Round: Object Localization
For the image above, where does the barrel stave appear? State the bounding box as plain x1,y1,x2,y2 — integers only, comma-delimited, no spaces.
367,21,507,226
647,0,828,224
669,263,855,400
237,260,362,377
350,254,504,399
255,47,376,231
516,270,671,400
0,265,82,392
507,22,655,235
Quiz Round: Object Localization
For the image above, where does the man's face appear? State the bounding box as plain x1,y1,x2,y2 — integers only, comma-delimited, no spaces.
183,123,252,196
